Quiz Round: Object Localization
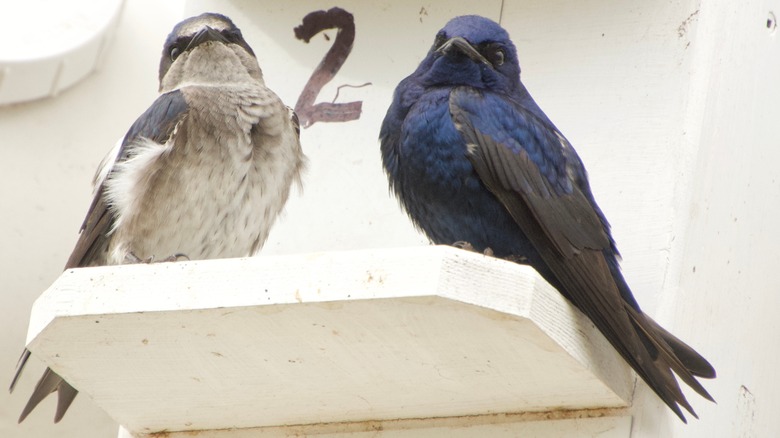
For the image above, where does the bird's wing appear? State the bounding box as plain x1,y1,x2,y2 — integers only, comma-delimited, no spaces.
11,89,189,424
448,86,712,421
450,87,611,258
380,76,426,194
65,89,189,269
289,106,301,139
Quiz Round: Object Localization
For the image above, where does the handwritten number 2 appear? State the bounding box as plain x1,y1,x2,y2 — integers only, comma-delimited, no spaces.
294,7,364,128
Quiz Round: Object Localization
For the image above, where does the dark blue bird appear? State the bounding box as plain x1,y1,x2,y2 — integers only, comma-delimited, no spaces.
380,15,715,422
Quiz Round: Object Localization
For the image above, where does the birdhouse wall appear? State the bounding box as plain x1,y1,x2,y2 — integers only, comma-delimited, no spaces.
1,0,775,437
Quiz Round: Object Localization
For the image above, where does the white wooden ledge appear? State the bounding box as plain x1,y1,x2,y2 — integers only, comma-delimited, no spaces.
26,246,633,437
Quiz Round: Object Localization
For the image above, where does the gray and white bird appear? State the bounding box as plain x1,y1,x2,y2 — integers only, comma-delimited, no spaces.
10,12,306,423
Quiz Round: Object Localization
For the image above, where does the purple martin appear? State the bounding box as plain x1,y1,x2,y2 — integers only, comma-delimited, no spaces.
380,15,715,421
11,12,306,423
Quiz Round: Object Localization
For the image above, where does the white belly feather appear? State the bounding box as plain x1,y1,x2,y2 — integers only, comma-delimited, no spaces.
103,86,303,264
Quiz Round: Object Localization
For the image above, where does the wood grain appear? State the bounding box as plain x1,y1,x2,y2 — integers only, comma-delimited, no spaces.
26,246,632,435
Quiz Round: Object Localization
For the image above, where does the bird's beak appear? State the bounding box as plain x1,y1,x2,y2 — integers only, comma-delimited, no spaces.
436,37,490,66
185,26,229,52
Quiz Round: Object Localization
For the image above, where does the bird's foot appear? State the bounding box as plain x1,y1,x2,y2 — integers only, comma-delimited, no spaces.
158,253,190,263
452,241,494,256
124,253,150,264
452,241,475,252
506,254,528,263
124,252,190,264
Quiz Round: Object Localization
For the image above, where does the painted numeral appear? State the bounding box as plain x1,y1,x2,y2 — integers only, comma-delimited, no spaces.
294,7,367,128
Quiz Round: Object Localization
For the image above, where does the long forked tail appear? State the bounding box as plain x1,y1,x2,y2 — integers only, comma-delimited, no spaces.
10,349,79,423
624,305,716,420
642,315,717,379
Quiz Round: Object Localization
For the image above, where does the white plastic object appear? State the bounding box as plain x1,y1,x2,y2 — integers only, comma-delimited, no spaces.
0,0,125,105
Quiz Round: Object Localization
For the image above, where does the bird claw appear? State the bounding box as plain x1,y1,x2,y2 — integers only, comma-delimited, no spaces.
164,253,191,262
506,254,528,263
452,241,475,251
452,241,494,256
124,252,190,264
124,253,149,264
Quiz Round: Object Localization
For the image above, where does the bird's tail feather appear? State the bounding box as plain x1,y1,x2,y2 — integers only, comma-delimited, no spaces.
625,305,716,416
560,253,701,421
54,378,78,423
15,364,78,423
643,315,717,379
555,249,713,422
9,349,31,393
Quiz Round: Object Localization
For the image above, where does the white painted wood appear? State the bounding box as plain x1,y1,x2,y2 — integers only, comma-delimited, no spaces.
26,246,632,436
119,414,631,438
629,0,780,436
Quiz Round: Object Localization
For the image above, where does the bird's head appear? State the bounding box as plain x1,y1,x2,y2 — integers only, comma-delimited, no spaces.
158,13,262,92
417,15,521,94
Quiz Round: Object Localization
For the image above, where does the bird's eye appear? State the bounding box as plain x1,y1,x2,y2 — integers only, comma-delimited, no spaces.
170,46,181,61
493,48,505,66
221,29,239,43
433,32,447,49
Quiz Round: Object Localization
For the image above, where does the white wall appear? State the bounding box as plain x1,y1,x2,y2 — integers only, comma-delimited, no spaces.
0,0,776,436
635,0,780,436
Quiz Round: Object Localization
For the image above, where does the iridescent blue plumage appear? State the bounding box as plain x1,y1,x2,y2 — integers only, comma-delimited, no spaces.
380,15,715,421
